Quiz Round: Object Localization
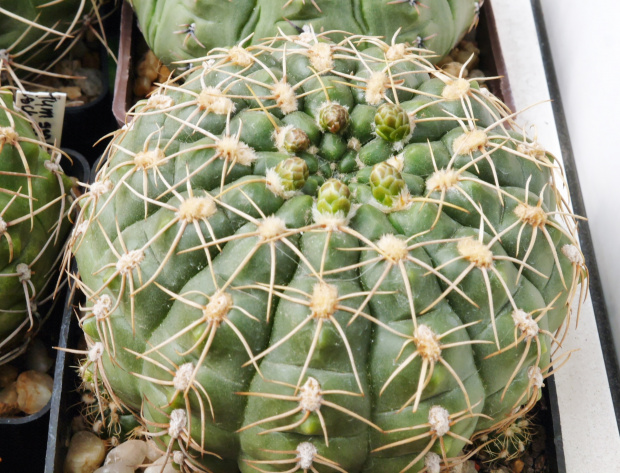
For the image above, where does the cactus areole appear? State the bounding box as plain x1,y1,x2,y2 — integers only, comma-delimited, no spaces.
130,0,479,68
70,31,587,472
0,89,74,364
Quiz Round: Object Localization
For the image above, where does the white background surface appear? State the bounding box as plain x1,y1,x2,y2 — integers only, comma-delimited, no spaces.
540,1,620,362
490,1,620,471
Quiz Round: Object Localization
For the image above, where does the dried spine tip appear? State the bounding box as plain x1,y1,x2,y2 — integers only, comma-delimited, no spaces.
299,377,323,412
311,283,339,319
197,87,234,115
365,72,389,105
216,136,256,166
168,409,187,439
173,363,194,391
273,80,298,114
512,309,539,339
453,129,488,155
203,292,233,322
414,325,442,362
308,42,334,72
514,203,547,227
442,78,471,101
16,263,31,282
377,234,408,262
93,295,113,320
528,366,544,388
428,405,451,437
457,237,493,268
134,148,165,169
297,442,318,470
562,244,583,265
88,342,104,362
258,215,287,240
424,452,441,473
426,168,460,192
116,250,145,274
178,196,216,222
228,46,254,67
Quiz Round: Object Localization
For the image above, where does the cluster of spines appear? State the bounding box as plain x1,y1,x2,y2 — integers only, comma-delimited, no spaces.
68,29,586,473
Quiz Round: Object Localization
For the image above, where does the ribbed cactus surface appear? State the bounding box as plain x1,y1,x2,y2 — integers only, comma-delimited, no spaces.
0,89,74,364
0,0,104,82
129,0,478,67
70,30,586,473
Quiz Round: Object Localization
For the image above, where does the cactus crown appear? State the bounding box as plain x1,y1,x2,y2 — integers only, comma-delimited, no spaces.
69,30,586,473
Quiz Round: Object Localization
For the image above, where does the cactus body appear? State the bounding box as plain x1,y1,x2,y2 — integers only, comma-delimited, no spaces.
69,31,586,472
130,0,478,68
0,0,105,83
0,89,74,364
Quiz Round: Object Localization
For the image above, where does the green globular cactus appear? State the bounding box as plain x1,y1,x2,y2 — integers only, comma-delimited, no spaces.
68,30,587,473
0,0,106,84
0,88,74,364
129,0,479,69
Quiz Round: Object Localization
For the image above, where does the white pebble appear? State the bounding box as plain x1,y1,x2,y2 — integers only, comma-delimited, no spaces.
105,439,147,467
63,431,107,473
93,465,135,473
145,440,164,462
16,370,53,414
143,457,176,473
0,381,19,416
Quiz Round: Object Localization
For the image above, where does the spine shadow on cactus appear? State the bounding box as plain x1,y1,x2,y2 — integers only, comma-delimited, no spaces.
68,27,587,473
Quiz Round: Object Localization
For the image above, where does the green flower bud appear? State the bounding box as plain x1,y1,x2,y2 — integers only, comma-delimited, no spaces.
318,103,350,134
374,103,411,142
369,162,406,207
275,157,309,192
317,179,351,215
282,127,310,154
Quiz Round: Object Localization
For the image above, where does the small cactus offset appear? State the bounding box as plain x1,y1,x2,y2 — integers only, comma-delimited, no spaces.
129,0,479,68
0,87,74,364
68,30,587,472
0,0,108,85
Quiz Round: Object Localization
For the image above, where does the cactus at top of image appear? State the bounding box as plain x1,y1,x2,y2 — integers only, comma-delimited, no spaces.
129,0,479,69
0,88,75,365
67,29,587,472
0,0,108,87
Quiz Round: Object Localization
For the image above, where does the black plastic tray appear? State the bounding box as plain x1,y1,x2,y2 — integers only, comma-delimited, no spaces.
0,149,89,472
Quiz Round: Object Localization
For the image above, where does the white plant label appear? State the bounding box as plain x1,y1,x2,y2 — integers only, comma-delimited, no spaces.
15,91,66,146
